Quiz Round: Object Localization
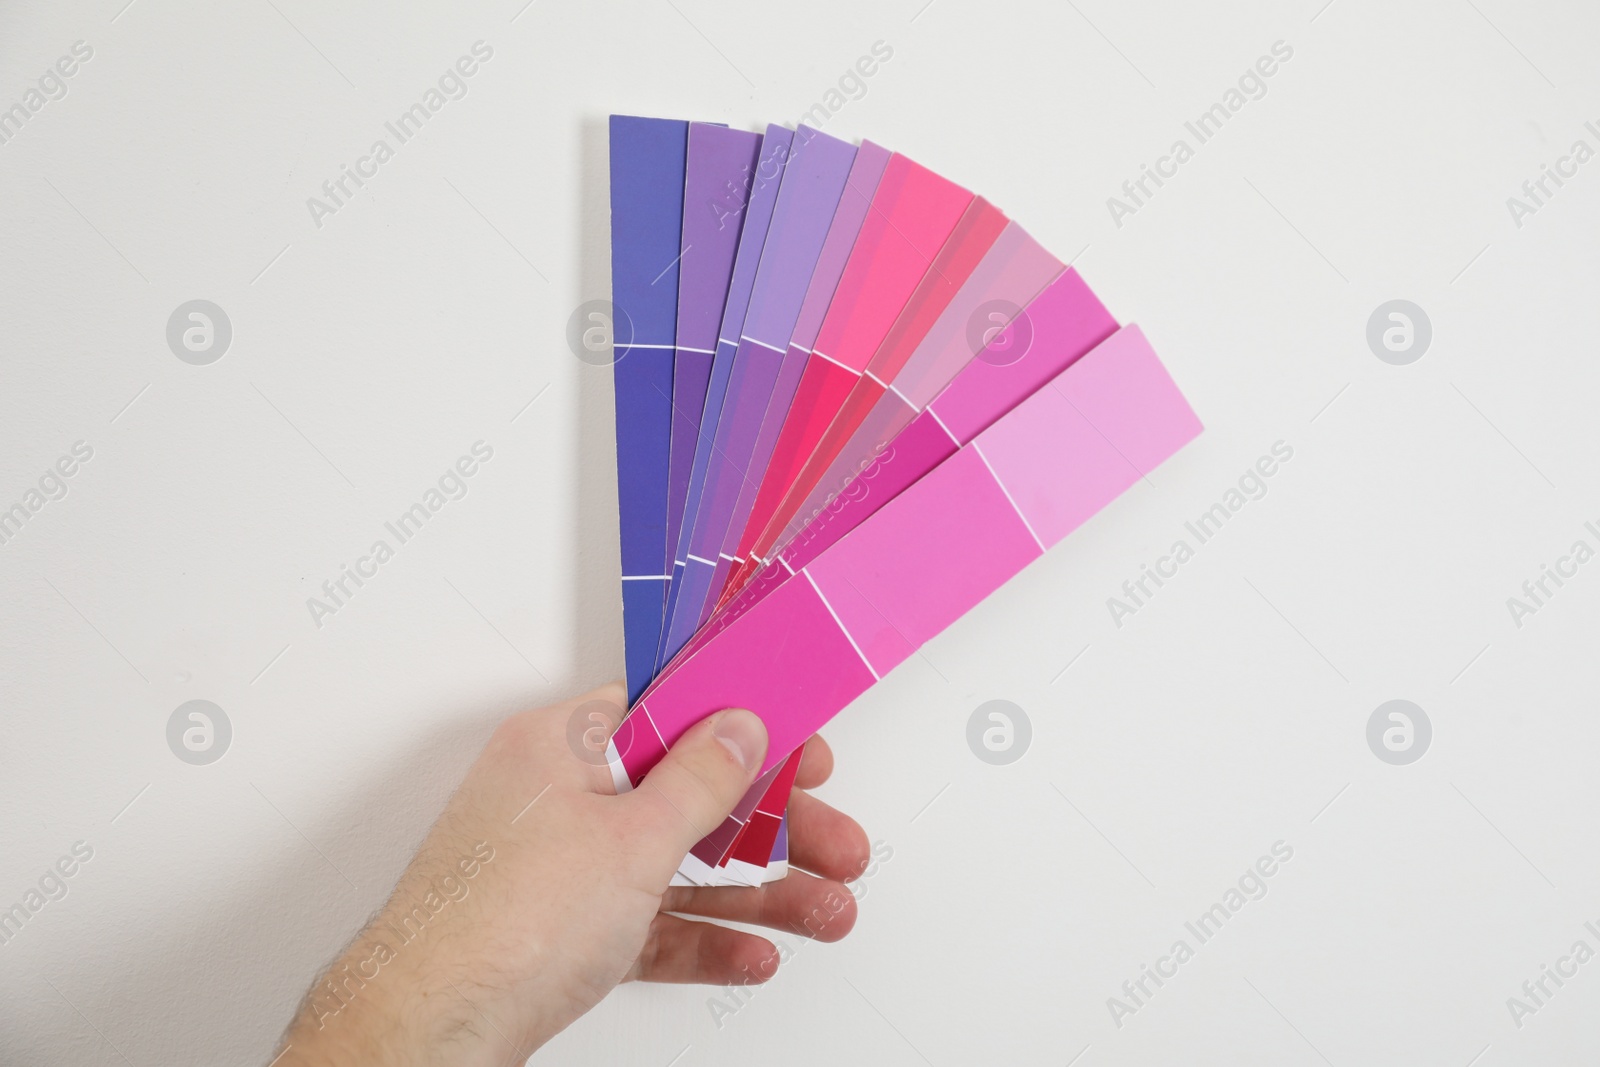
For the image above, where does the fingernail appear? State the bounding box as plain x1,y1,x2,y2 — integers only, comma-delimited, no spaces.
713,709,767,772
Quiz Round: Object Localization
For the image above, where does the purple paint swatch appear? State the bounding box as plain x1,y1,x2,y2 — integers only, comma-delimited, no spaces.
662,124,763,610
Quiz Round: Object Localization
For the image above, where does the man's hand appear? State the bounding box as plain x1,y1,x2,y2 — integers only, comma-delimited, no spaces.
275,683,869,1065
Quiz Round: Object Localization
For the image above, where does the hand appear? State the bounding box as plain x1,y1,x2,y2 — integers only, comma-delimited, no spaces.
274,683,869,1065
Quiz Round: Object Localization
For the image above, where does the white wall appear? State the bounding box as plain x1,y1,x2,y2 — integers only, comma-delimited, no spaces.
2,0,1598,1063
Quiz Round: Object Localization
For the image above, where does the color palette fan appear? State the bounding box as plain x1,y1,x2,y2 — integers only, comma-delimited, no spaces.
606,115,1202,886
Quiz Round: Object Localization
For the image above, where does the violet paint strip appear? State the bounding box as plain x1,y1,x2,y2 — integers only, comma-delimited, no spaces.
661,124,763,623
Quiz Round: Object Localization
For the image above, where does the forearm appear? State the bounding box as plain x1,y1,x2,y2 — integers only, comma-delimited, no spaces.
276,913,500,1067
276,825,552,1066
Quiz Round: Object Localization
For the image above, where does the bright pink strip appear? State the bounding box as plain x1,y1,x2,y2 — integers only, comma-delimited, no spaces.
807,448,1040,677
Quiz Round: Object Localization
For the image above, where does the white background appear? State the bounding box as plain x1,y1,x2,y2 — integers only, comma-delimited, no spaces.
2,0,1598,1063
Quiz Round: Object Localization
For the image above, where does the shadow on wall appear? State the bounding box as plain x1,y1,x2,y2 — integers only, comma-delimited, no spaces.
572,114,624,693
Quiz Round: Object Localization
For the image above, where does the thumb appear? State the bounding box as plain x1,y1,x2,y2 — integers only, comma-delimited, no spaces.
628,708,767,858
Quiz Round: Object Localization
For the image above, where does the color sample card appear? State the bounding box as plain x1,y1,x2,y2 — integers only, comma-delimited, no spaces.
609,115,687,704
605,115,1205,885
661,124,763,618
